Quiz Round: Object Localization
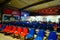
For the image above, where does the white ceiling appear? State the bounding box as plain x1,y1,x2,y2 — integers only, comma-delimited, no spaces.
8,0,44,8
25,0,60,11
6,0,60,11
20,0,43,5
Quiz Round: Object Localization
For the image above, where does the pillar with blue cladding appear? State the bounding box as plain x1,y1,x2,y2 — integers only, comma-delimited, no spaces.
48,31,57,40
34,29,44,40
26,28,35,38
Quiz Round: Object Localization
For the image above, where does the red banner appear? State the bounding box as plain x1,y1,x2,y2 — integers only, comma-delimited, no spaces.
3,8,20,16
35,6,60,15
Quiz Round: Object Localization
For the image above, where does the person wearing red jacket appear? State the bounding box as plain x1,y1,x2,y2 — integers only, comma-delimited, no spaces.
53,24,58,31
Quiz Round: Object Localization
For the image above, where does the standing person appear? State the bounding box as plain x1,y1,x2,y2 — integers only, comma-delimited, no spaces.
53,24,58,31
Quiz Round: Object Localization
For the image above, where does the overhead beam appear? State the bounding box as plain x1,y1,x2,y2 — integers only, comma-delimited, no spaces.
19,0,54,10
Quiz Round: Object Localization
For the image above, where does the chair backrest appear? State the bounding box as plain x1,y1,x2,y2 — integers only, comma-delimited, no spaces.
29,28,35,35
34,29,44,40
48,31,57,40
7,25,12,32
23,28,28,33
34,36,43,40
13,27,23,35
9,26,17,33
26,28,35,38
19,28,28,37
37,29,44,37
17,27,23,32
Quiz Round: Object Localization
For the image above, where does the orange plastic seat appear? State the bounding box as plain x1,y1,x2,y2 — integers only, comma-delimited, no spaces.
13,27,23,35
6,26,12,33
8,26,17,34
19,28,28,37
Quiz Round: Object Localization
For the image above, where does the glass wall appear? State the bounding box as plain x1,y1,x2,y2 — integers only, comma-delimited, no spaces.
21,15,60,23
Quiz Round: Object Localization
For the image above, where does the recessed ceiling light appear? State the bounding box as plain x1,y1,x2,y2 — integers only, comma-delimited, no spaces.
8,2,11,4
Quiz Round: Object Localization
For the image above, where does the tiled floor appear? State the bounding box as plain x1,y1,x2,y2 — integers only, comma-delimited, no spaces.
0,32,60,40
0,33,21,40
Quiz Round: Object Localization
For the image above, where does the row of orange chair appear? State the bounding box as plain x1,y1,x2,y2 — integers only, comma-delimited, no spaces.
0,24,28,37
